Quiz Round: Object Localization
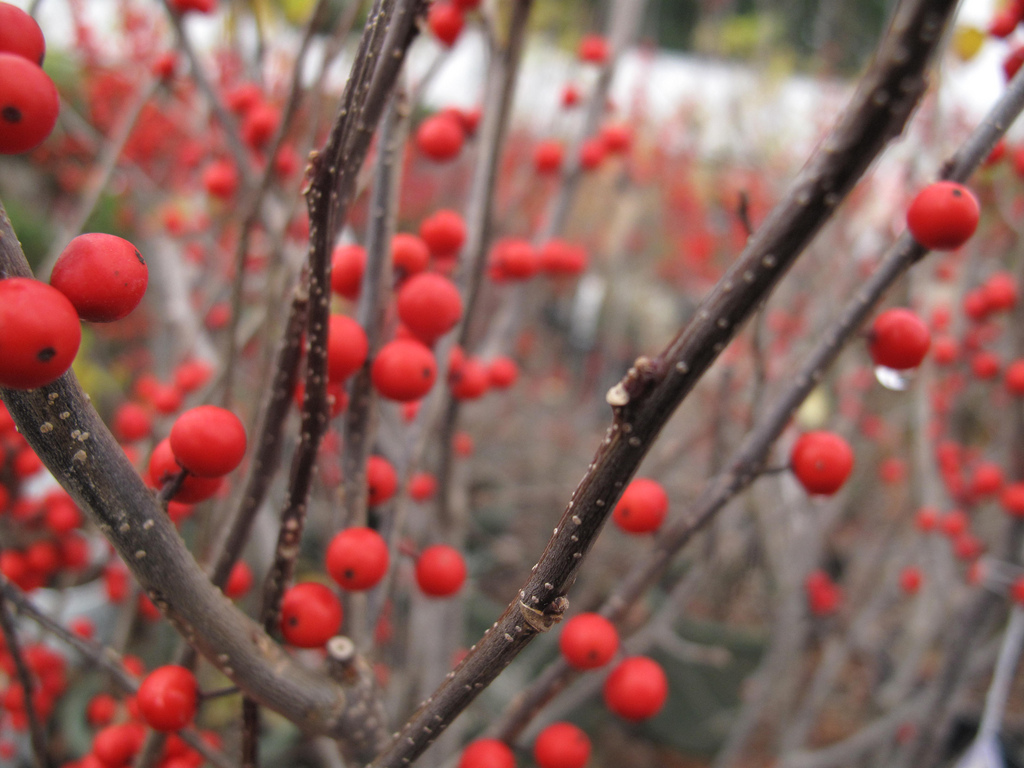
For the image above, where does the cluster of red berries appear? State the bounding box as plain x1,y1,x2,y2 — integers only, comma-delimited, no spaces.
0,233,148,390
0,3,58,155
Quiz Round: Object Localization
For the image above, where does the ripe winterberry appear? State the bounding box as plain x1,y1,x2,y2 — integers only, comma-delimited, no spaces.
147,439,223,503
458,739,515,768
0,53,59,154
201,159,238,200
409,472,437,501
331,244,366,300
169,406,247,477
372,339,437,402
327,314,369,382
559,613,618,669
419,210,466,258
416,113,464,162
415,544,467,597
0,278,81,389
603,656,669,721
487,357,518,389
899,565,923,595
612,477,668,533
367,455,398,505
906,181,980,251
0,3,46,65
224,561,253,598
868,308,930,370
137,666,198,732
392,233,430,275
397,273,463,344
577,34,608,64
327,527,390,590
790,431,854,495
533,139,563,174
279,582,343,648
534,722,590,768
428,2,464,46
50,234,148,322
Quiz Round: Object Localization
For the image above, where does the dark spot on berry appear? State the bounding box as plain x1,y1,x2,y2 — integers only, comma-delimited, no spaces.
288,616,299,626
2,106,22,124
134,249,145,265
423,367,431,377
37,347,56,363
952,189,962,197
344,568,355,579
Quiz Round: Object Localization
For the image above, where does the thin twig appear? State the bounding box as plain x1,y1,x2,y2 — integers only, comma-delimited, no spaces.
0,588,52,768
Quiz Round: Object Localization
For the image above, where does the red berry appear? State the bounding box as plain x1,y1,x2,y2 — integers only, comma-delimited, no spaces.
868,308,930,370
1012,576,1024,606
137,666,198,732
0,278,81,389
50,234,148,322
600,122,631,154
790,432,854,495
409,472,437,501
367,455,398,505
392,233,430,275
805,569,843,616
899,566,923,595
534,722,590,768
0,3,46,65
1001,483,1024,517
0,53,59,154
327,527,390,590
578,136,606,170
971,350,1001,380
533,139,563,174
327,314,370,382
147,439,223,503
603,656,668,721
416,113,464,162
241,103,279,149
449,357,490,400
279,582,343,648
489,238,539,281
169,406,247,477
419,210,466,258
372,339,438,401
93,722,146,768
428,2,464,46
487,357,518,389
415,544,466,597
984,271,1018,312
112,402,152,443
201,159,238,199
559,613,618,669
906,181,980,251
1005,359,1024,395
577,34,608,64
331,244,366,300
539,240,587,276
174,359,213,393
397,273,463,344
612,477,668,533
224,561,253,598
458,739,515,768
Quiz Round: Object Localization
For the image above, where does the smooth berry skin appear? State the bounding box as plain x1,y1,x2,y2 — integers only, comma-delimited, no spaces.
327,314,370,382
0,53,59,154
397,273,463,344
603,656,669,721
392,233,430,275
559,613,619,669
790,431,854,496
0,278,81,389
428,2,464,46
279,583,343,648
612,477,668,533
533,722,591,768
458,739,515,768
906,181,980,251
137,666,198,732
0,3,46,65
169,406,247,477
416,113,464,162
868,308,930,370
331,244,366,300
419,210,466,258
326,527,390,590
371,339,437,402
147,439,223,504
415,545,467,597
50,234,148,322
367,455,398,505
